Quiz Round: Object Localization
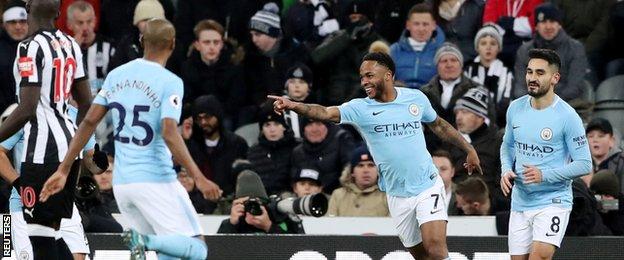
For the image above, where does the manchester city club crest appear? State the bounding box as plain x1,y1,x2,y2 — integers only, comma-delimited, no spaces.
540,127,553,141
408,104,420,116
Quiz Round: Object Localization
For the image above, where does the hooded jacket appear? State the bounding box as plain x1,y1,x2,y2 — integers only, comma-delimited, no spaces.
247,130,298,195
186,96,248,212
327,166,389,217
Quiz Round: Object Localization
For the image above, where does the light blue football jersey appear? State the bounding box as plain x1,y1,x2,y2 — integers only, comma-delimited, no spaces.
93,59,183,185
1,106,95,213
500,95,592,211
339,87,439,197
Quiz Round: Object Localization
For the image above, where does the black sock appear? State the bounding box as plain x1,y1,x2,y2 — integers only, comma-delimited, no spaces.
56,238,73,260
30,236,58,260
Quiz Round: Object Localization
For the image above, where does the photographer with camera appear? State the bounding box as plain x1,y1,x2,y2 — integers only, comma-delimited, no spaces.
590,169,624,235
217,170,306,234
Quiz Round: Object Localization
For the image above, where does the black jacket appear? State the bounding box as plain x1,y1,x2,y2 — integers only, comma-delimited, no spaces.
291,125,355,193
188,189,213,214
217,210,305,234
566,179,613,236
448,124,503,195
186,130,248,212
247,131,298,195
0,30,19,112
596,149,624,193
109,28,182,74
181,46,245,116
243,38,310,106
598,193,624,235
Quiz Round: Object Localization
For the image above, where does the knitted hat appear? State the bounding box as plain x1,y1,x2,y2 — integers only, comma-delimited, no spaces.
235,170,269,200
454,87,490,125
346,0,374,20
133,0,165,26
586,118,613,135
350,145,374,168
435,42,464,65
590,169,620,197
286,63,313,85
258,110,286,129
249,2,281,38
474,23,504,51
3,0,26,23
534,3,562,24
192,95,224,119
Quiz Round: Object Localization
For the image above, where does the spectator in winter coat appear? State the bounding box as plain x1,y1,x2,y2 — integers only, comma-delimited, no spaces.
587,118,624,193
430,0,484,61
390,3,445,89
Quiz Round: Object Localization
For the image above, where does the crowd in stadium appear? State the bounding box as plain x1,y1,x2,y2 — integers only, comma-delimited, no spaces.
0,0,623,236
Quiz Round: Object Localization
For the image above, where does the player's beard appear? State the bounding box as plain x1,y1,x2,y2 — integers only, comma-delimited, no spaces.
364,80,384,99
526,79,550,98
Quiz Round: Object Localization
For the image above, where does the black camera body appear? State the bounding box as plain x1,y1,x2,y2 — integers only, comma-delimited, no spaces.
243,197,264,216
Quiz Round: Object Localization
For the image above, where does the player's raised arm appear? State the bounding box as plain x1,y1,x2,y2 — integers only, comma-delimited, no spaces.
40,104,108,202
161,118,222,201
267,95,341,123
426,116,483,175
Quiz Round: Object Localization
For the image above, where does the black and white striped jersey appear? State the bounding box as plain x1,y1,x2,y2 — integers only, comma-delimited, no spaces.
83,35,114,93
13,29,86,164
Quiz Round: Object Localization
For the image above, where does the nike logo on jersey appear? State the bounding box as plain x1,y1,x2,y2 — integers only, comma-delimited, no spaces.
24,208,34,218
430,208,442,214
513,125,520,129
545,233,557,237
373,110,385,116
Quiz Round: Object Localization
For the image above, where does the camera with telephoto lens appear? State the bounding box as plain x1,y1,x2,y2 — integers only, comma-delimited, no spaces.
244,193,328,217
595,195,619,212
74,175,101,211
275,193,328,217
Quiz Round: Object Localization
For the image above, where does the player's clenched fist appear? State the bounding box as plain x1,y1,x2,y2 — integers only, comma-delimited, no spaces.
267,95,295,115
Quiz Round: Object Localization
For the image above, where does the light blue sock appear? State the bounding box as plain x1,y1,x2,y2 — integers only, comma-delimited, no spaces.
144,235,207,260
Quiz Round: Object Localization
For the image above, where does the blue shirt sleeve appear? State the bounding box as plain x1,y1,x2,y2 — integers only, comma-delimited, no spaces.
339,99,361,124
500,103,515,175
0,130,23,150
160,78,183,123
541,112,592,183
420,94,437,123
93,75,110,106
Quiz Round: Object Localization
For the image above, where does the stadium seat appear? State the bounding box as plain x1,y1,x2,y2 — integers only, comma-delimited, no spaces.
595,75,624,105
234,122,260,147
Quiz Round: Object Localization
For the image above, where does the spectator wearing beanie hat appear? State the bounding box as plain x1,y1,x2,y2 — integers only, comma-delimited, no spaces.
291,117,355,193
186,95,249,213
327,145,389,217
244,3,310,107
310,0,384,105
512,3,589,104
108,0,170,71
464,23,513,128
282,63,315,141
590,169,624,235
422,42,483,133
447,87,503,198
247,109,297,196
482,0,542,68
0,0,27,113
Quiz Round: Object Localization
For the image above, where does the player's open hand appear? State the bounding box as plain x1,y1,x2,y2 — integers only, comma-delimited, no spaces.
196,177,222,202
463,149,483,175
522,164,543,184
501,171,517,197
267,95,295,115
40,170,68,202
